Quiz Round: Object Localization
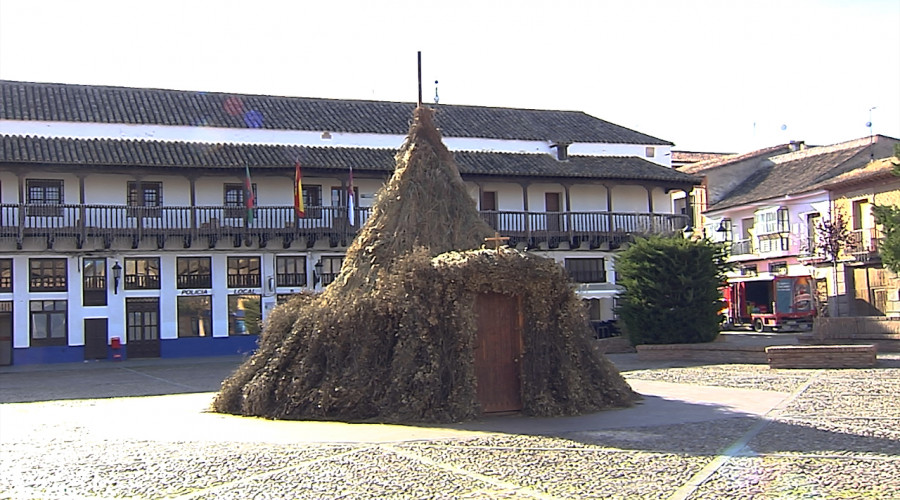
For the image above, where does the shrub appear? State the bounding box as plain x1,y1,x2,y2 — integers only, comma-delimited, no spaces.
615,235,729,345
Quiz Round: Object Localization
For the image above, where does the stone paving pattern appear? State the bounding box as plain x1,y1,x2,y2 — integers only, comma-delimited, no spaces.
1,354,899,499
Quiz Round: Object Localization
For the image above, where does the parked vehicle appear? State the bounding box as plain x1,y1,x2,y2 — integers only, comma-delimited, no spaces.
723,275,816,332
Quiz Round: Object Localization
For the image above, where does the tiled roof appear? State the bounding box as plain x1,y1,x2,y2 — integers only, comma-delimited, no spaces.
679,144,794,174
672,150,732,167
0,134,699,185
0,80,673,145
709,135,900,211
817,157,899,189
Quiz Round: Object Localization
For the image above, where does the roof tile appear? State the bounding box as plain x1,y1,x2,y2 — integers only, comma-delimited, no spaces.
0,134,698,185
1,80,672,145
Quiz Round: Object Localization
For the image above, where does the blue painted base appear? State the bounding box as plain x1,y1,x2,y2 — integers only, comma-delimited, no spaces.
161,335,259,358
10,336,259,365
13,346,85,365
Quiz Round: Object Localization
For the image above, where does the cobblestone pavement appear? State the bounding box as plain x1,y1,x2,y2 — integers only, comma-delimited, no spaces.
1,354,898,499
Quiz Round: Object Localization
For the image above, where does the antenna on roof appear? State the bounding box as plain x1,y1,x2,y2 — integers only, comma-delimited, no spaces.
867,106,876,141
417,51,423,107
434,80,440,104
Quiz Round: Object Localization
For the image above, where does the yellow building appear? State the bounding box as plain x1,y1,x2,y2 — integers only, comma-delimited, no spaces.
818,156,900,317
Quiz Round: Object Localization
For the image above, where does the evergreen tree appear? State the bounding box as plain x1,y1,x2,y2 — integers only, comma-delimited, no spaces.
874,200,900,274
615,235,730,345
872,144,900,274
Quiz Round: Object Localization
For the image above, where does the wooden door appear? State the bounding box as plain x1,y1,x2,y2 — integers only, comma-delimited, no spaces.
83,318,108,360
474,293,524,413
0,302,11,366
545,192,562,233
481,191,499,229
126,298,161,358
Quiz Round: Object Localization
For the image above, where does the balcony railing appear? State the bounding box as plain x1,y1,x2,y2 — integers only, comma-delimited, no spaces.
846,228,881,261
729,239,753,256
0,203,689,250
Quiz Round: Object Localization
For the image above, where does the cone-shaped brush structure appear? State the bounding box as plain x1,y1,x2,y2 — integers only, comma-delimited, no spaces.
212,106,638,423
325,106,495,295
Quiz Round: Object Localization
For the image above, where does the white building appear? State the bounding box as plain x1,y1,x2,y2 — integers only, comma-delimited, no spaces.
0,80,699,365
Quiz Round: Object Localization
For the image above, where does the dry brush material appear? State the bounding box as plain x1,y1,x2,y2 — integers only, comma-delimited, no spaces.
212,106,638,423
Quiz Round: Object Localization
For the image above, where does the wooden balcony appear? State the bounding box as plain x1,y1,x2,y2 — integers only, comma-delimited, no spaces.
0,203,690,250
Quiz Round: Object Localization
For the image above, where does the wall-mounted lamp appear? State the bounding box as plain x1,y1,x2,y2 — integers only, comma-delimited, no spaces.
267,276,275,293
313,259,324,285
716,220,729,233
112,261,122,294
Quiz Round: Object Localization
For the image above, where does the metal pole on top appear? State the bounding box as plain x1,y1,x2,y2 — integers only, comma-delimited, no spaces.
417,51,423,107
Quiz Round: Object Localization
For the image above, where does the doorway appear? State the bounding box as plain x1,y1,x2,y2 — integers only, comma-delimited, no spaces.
126,298,161,358
0,301,11,366
83,318,108,360
545,192,562,233
474,292,524,413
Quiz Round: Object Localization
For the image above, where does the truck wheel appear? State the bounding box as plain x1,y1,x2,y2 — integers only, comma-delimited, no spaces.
753,318,766,333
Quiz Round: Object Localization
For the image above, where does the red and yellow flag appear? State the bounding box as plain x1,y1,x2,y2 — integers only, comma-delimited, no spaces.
294,160,305,217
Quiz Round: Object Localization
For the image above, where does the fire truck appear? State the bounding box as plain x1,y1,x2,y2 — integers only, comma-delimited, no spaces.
723,275,816,332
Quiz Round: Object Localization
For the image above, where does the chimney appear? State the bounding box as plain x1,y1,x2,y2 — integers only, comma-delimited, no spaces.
789,140,806,152
551,142,571,161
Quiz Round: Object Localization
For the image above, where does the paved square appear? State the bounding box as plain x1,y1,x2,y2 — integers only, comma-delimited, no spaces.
1,354,898,499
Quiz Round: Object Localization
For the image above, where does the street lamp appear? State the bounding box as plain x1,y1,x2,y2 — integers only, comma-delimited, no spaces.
112,261,122,294
313,259,324,285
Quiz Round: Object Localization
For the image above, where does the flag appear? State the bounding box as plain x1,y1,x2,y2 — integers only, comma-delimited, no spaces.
347,165,355,226
294,160,305,218
243,165,256,224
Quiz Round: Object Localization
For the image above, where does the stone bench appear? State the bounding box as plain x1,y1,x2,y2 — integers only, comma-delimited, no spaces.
765,344,877,369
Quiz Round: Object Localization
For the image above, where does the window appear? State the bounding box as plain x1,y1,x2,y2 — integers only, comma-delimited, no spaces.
227,256,261,288
740,265,757,277
564,258,606,283
303,185,322,218
82,258,107,307
645,146,656,158
276,256,307,287
758,234,789,253
177,296,212,337
851,198,870,231
127,181,162,217
755,207,789,235
768,261,788,274
318,256,344,286
176,257,212,289
224,183,256,219
802,212,821,255
29,258,67,292
124,257,161,290
740,217,754,240
30,300,67,347
276,293,296,304
0,259,11,292
228,294,261,335
331,186,359,207
26,179,63,216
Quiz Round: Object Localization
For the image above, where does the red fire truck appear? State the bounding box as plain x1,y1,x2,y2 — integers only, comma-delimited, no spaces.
723,275,816,332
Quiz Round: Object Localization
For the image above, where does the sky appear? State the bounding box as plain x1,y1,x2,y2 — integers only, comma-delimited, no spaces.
1,0,898,154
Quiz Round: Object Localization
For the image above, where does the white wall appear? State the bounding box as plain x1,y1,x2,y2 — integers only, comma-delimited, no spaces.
568,185,609,211
1,120,672,166
609,185,648,213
